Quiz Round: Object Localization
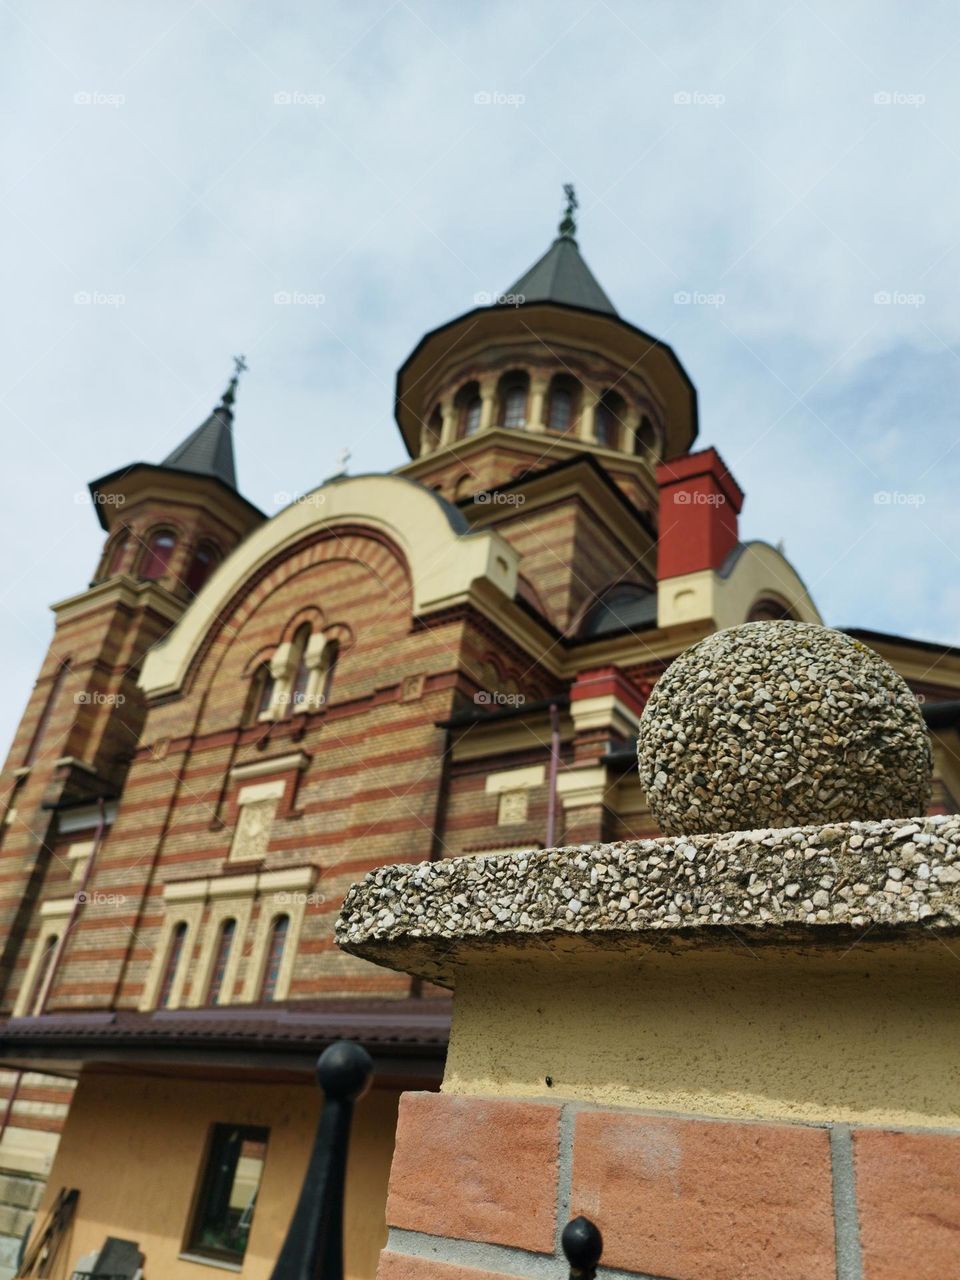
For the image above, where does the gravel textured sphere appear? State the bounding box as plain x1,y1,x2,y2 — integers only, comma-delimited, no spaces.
637,621,932,835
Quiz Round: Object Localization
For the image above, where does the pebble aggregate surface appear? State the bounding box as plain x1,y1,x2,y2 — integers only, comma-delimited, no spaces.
635,621,932,835
336,814,960,985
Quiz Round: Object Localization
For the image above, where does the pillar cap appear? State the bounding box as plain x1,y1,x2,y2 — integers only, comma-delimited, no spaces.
336,813,960,989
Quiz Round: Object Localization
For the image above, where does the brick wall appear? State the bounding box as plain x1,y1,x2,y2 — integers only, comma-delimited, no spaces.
380,1092,960,1280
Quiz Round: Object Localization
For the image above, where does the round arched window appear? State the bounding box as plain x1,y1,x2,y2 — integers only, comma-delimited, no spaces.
140,531,177,581
184,540,220,595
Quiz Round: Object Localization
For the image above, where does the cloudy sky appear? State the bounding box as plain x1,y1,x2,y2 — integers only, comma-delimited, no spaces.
2,0,959,757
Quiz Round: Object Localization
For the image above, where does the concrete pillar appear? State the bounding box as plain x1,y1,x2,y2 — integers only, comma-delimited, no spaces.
477,377,496,434
439,396,458,448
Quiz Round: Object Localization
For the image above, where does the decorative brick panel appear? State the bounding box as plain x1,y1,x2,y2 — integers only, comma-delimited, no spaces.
571,1111,835,1280
853,1129,960,1280
385,1093,559,1253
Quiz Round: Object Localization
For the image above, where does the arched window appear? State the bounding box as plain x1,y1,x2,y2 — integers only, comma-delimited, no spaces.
546,376,579,433
184,540,220,596
106,530,130,577
24,658,71,767
497,371,529,429
140,530,177,581
157,921,188,1009
244,663,275,726
595,391,626,449
634,415,659,459
289,625,311,714
207,918,236,1005
455,382,482,438
27,934,59,1015
259,915,289,1002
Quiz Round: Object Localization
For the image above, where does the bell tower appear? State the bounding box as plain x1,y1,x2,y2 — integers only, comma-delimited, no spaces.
0,362,263,999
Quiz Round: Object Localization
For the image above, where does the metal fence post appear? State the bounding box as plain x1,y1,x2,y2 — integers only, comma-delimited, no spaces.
270,1040,373,1280
561,1216,603,1280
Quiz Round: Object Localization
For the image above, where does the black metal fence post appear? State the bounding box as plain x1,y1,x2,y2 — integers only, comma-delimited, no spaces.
561,1216,603,1280
270,1040,373,1280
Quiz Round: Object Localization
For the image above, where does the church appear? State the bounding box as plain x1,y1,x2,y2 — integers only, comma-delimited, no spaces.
0,196,958,1279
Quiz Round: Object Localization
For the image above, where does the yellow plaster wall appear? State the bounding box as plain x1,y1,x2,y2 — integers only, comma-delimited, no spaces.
443,943,960,1128
656,543,822,630
34,1070,400,1280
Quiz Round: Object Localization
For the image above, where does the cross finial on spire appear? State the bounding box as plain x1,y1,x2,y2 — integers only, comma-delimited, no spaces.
220,354,248,409
558,183,578,240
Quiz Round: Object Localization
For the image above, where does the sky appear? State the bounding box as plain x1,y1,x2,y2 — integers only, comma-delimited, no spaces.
2,0,959,759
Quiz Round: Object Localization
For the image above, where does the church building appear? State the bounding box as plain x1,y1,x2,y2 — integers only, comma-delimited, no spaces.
0,198,958,1279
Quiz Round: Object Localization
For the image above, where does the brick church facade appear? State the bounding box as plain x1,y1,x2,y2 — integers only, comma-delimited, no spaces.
0,204,958,1279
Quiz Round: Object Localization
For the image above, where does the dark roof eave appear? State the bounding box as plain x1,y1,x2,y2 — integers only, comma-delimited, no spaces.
395,300,700,457
87,462,266,530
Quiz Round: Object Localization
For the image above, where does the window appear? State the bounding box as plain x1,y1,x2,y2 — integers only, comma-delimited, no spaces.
497,371,528,429
595,391,626,449
207,919,236,1005
184,540,220,595
157,921,187,1009
546,376,578,432
26,934,58,1015
259,915,289,1002
106,531,130,577
140,530,177,581
244,663,275,726
455,382,482,437
187,1123,268,1265
24,658,71,767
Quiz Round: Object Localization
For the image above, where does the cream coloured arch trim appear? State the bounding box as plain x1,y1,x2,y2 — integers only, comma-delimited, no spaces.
140,474,519,699
656,541,822,631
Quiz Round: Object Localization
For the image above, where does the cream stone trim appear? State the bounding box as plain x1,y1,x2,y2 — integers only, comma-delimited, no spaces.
66,840,95,883
58,801,117,834
51,575,184,627
484,765,546,794
556,766,609,810
40,897,75,920
0,1127,59,1177
14,911,70,1017
229,751,310,783
187,897,252,1008
139,902,203,1011
569,694,640,737
656,542,822,630
242,891,308,1004
140,474,519,698
237,779,286,806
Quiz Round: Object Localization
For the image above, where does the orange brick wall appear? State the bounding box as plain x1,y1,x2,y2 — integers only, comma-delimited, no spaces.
380,1092,960,1280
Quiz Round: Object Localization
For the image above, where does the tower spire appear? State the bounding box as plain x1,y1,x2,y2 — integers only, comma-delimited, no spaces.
219,353,248,411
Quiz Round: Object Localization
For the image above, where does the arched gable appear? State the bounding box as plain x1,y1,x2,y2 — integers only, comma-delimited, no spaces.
140,474,518,699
